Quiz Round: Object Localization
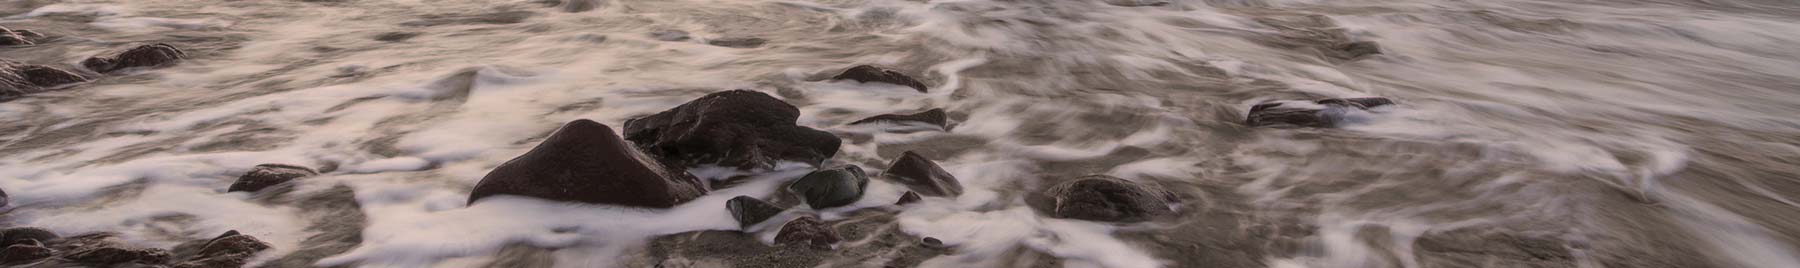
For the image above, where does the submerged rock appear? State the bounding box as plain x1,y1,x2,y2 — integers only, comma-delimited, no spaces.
623,90,840,170
1044,175,1173,222
57,234,171,265
706,37,766,48
227,164,317,193
0,228,58,248
788,166,869,209
1329,41,1383,60
0,239,51,264
1245,97,1394,128
468,119,707,208
401,11,535,27
0,187,7,207
0,26,41,46
727,196,785,228
82,43,187,74
831,65,927,92
881,151,962,197
773,216,839,249
1,60,89,101
896,191,922,205
849,108,948,129
173,230,272,268
373,32,421,42
649,30,690,42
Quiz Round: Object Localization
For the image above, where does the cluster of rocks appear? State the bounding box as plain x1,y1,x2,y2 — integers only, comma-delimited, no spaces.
0,25,189,101
0,227,271,267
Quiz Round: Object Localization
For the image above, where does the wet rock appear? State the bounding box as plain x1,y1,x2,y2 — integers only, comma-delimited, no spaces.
1,228,58,248
706,37,766,48
81,43,187,74
401,11,535,27
555,0,601,12
173,230,271,268
920,237,944,248
227,164,317,193
59,234,171,265
1329,41,1382,60
849,108,947,129
0,26,41,46
0,187,7,207
788,166,869,209
623,90,840,170
727,196,785,228
831,65,927,92
881,151,962,197
1044,175,1173,222
0,239,51,264
896,191,922,205
649,30,690,42
373,32,420,42
1104,0,1170,7
773,216,839,249
469,119,708,208
1245,97,1395,128
2,59,89,101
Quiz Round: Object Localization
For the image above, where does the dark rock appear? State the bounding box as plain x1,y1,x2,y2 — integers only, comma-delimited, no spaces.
921,237,944,248
0,26,38,46
557,0,601,12
896,191,922,205
726,196,785,228
173,230,271,268
0,239,51,264
0,187,7,207
1,60,89,101
623,90,840,170
706,37,766,48
401,11,535,27
227,164,317,193
0,228,58,248
849,108,947,129
1327,41,1382,60
81,43,187,73
881,151,962,197
373,32,420,42
1104,0,1171,7
1245,97,1395,128
831,65,927,92
649,30,690,42
788,166,869,209
773,216,839,249
1044,175,1173,222
468,119,708,208
60,235,171,266
13,30,41,38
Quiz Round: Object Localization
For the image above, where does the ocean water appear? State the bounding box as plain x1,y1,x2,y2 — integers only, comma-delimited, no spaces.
2,0,1799,267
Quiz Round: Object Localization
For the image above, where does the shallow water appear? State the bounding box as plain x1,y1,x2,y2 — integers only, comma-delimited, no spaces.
2,0,1799,267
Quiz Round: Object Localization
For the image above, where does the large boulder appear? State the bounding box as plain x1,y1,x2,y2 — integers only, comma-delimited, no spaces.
1245,97,1394,128
172,230,271,268
623,90,840,170
849,108,947,129
726,196,785,228
773,216,839,249
81,43,187,74
1044,175,1173,222
881,151,962,197
831,65,927,92
56,234,171,265
227,164,317,193
787,166,869,209
1,60,89,101
0,228,58,248
468,119,708,208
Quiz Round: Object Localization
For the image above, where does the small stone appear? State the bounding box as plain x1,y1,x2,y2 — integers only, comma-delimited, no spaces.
921,237,944,248
881,151,962,197
0,228,58,248
849,108,947,129
896,191,922,205
1246,97,1395,128
1329,41,1382,60
706,37,766,48
82,43,187,74
373,32,421,42
649,30,690,42
228,164,317,193
469,119,708,207
831,65,927,92
726,196,785,228
788,166,870,209
773,216,839,249
1044,175,1173,222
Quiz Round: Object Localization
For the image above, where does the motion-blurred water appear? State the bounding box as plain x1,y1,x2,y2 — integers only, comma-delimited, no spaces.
2,0,1798,267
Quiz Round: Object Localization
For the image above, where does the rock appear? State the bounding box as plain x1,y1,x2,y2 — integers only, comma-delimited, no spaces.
0,228,58,248
1,60,89,101
401,11,535,27
649,30,690,42
82,43,187,74
0,187,7,207
773,216,839,249
557,0,601,12
726,196,785,228
1104,0,1171,7
373,32,420,42
1245,97,1394,128
881,151,962,197
173,230,271,268
227,164,318,193
0,239,51,264
0,26,39,46
706,37,766,48
831,65,927,92
1044,175,1173,222
849,108,947,129
788,166,869,209
58,234,171,265
896,191,922,205
468,119,708,208
921,237,944,248
622,90,840,170
1327,41,1382,60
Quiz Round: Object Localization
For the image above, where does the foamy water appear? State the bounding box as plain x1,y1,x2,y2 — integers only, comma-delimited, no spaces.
3,0,1799,267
